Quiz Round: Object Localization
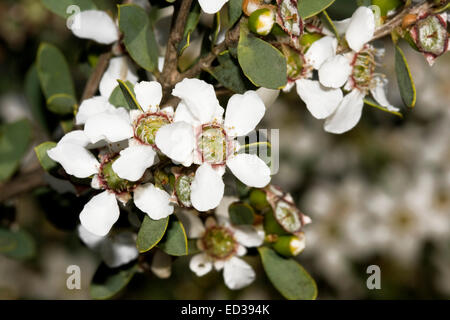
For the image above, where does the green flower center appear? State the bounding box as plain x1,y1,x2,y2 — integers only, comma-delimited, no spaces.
134,113,170,146
175,175,193,207
351,48,376,92
202,226,237,260
197,125,227,164
275,201,302,233
100,156,136,193
415,15,447,56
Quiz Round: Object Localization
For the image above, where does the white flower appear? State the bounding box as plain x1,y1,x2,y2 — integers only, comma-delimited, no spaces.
179,196,265,290
68,10,119,45
297,7,399,134
155,78,271,211
198,0,229,14
78,225,138,268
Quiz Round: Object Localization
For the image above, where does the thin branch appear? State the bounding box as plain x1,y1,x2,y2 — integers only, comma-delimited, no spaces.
0,168,46,203
81,51,112,101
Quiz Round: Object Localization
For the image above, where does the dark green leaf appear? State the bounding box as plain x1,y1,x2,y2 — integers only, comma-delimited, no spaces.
109,81,135,109
237,20,287,89
90,263,138,300
136,216,169,253
24,64,46,129
229,0,243,26
178,3,201,55
0,120,32,182
187,239,200,255
117,80,142,110
41,0,96,18
34,142,58,172
258,247,317,300
0,227,36,260
394,45,416,108
118,4,159,72
158,217,188,256
36,43,76,115
208,51,248,94
229,202,255,225
298,0,336,19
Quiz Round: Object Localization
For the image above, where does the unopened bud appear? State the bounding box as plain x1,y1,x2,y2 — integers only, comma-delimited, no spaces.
249,8,275,36
273,233,306,257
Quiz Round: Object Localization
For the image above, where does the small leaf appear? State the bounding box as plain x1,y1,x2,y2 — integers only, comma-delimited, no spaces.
394,45,416,108
117,80,142,111
258,247,317,300
364,98,403,118
90,262,138,300
187,239,200,255
229,202,255,225
208,51,248,94
109,81,136,109
229,0,243,26
36,43,76,115
118,4,159,72
158,217,188,256
136,216,169,253
298,0,336,19
0,119,32,182
238,20,287,89
0,227,36,260
178,3,201,55
34,142,58,172
41,0,97,18
24,64,46,130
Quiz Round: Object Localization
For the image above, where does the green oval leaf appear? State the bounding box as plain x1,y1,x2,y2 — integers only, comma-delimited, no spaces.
258,247,317,300
90,263,138,300
298,0,336,19
0,227,36,260
117,80,142,111
136,216,169,253
229,0,243,26
238,20,287,89
34,141,58,172
229,202,255,225
36,43,76,115
158,217,188,256
109,81,136,109
208,51,249,94
41,0,97,18
0,119,32,182
118,4,159,72
394,45,416,108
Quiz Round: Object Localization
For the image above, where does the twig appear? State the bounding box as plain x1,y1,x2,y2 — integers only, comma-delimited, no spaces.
81,51,112,101
160,0,194,94
0,168,46,203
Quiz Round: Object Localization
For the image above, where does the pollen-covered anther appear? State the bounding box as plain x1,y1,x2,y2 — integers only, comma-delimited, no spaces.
134,112,171,147
349,46,377,93
201,225,239,260
196,124,230,165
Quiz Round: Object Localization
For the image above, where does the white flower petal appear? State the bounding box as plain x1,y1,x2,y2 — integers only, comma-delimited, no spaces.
190,164,225,212
333,18,351,35
77,224,105,249
151,249,172,279
256,87,279,108
318,55,352,88
226,153,271,188
233,226,265,248
58,130,90,147
155,121,195,166
198,0,228,14
370,77,399,112
101,232,139,268
176,210,205,239
79,190,120,236
345,6,375,52
112,145,156,181
189,253,212,276
76,96,115,125
324,89,365,134
296,79,343,119
47,143,99,178
173,102,200,126
224,91,266,137
134,81,163,112
69,10,118,45
84,108,133,143
223,257,256,290
134,183,174,220
99,57,138,98
172,78,221,124
305,36,338,69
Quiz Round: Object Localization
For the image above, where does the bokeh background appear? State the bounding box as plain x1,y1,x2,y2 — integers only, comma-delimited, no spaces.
0,0,449,299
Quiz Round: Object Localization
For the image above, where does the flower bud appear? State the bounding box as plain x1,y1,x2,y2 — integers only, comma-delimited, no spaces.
249,8,276,36
249,189,270,211
273,233,306,257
